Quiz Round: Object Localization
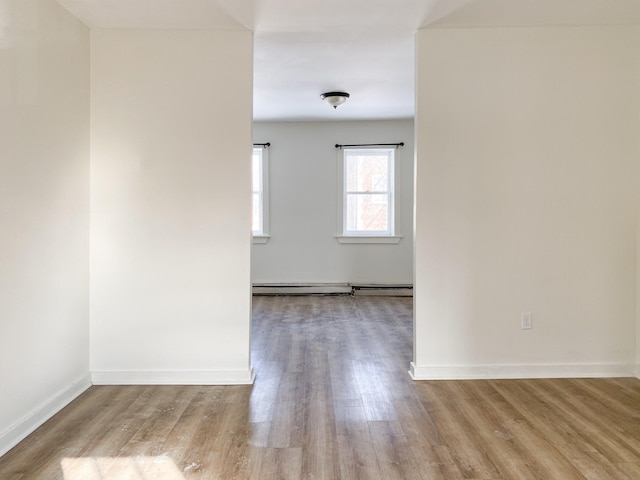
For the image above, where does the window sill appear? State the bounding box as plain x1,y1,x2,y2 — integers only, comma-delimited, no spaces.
335,235,403,244
252,235,270,244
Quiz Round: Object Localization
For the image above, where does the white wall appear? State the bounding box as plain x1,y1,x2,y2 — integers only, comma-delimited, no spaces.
413,26,639,379
90,29,254,384
637,24,640,377
637,26,640,379
252,120,414,285
0,0,90,455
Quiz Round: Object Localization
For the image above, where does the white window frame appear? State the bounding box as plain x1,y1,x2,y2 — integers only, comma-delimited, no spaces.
252,146,270,244
336,147,403,244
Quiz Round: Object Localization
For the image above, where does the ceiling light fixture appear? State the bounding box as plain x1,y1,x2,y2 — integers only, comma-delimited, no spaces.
321,91,350,109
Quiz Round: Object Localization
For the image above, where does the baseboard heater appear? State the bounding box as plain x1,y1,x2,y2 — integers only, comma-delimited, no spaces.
252,283,413,297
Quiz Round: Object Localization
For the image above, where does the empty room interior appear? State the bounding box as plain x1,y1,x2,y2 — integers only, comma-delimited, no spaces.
2,0,640,478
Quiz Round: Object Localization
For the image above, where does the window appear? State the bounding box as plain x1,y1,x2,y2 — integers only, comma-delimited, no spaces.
252,147,269,243
336,147,402,244
343,148,394,236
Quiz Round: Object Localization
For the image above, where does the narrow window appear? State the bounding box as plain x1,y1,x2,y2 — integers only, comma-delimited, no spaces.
252,147,269,242
343,148,394,236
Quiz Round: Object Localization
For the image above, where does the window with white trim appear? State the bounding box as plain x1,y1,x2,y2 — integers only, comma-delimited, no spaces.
252,147,269,242
342,148,395,236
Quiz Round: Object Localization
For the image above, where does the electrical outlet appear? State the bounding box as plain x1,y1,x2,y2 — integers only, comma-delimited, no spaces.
521,312,532,330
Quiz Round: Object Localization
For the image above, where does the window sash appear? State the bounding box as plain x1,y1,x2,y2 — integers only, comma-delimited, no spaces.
343,148,394,236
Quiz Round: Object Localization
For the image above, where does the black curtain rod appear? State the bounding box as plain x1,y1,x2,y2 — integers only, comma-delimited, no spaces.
253,142,271,148
335,142,404,149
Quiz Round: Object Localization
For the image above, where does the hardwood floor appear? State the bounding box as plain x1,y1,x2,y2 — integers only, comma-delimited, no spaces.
1,295,640,479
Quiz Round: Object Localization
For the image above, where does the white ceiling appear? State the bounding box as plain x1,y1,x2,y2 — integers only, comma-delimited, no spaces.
57,0,640,121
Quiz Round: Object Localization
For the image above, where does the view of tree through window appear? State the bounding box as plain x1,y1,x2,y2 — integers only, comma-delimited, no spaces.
344,148,394,235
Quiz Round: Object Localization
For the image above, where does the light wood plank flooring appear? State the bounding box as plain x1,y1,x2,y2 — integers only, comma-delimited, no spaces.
1,295,639,479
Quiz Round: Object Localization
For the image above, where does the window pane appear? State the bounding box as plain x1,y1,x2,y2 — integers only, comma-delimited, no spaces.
252,192,261,233
371,174,386,192
345,155,359,191
345,152,389,192
252,151,261,192
346,194,389,232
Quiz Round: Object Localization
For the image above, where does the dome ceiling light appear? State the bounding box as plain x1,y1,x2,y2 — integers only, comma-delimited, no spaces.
321,91,350,109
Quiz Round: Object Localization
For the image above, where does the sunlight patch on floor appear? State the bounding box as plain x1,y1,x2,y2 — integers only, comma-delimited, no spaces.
61,456,186,480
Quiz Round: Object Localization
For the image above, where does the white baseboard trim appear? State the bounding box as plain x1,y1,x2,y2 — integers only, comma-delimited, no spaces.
409,362,634,380
91,368,255,385
0,373,92,458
